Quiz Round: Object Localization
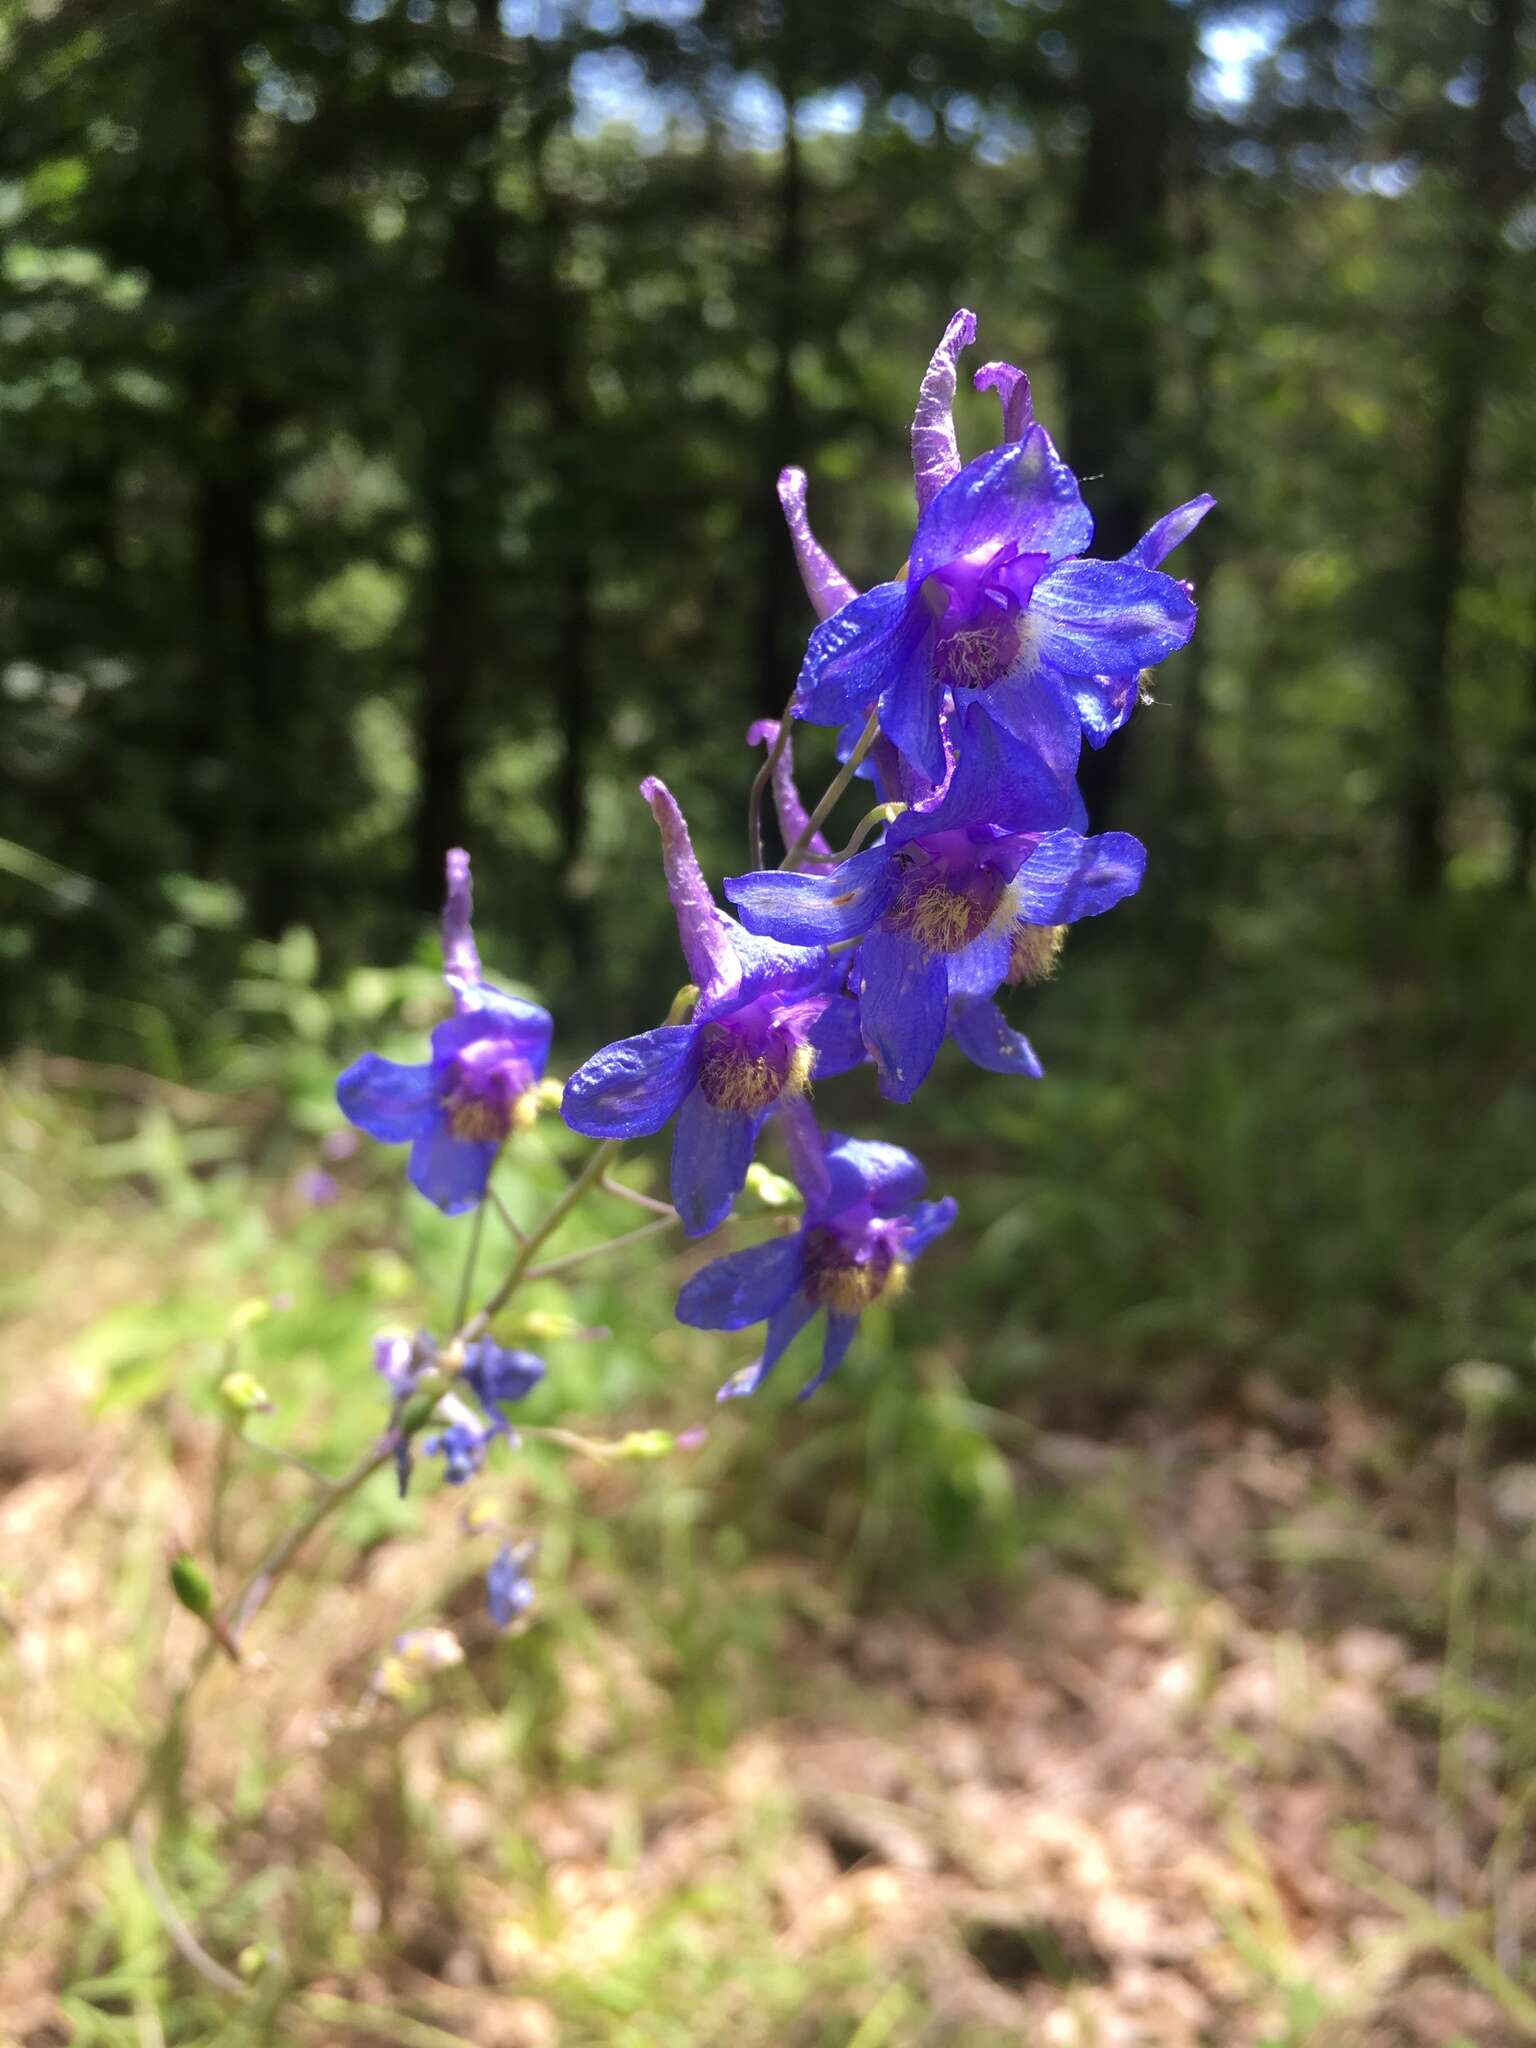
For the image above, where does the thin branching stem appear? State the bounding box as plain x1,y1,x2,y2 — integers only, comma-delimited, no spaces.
523,1214,677,1282
781,709,881,871
746,694,797,870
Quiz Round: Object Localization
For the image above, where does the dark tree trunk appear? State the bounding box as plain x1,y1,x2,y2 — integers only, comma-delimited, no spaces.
1403,0,1522,897
190,13,281,925
529,81,596,986
751,78,804,720
410,0,505,914
1058,0,1193,830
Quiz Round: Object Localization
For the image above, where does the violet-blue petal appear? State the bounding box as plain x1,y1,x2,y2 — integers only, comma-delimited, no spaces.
898,1195,959,1259
1012,828,1147,922
911,307,976,515
407,1118,499,1215
641,776,739,1000
974,666,1085,791
724,845,896,946
806,992,867,1078
974,359,1033,442
430,992,552,1074
878,620,948,788
948,995,1045,1079
818,1133,927,1220
776,468,857,622
487,1544,536,1628
857,929,948,1103
889,703,1076,845
1063,671,1142,750
1126,493,1215,571
671,1088,762,1237
699,925,830,1023
675,1233,806,1330
796,579,914,728
562,1024,698,1139
777,1098,832,1210
910,428,1093,589
1029,559,1197,677
337,1053,441,1144
795,1311,861,1402
945,922,1014,1001
464,1340,546,1411
717,1288,818,1401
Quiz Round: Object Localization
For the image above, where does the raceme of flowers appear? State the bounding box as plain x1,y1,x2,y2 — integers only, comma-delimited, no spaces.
334,309,1210,1636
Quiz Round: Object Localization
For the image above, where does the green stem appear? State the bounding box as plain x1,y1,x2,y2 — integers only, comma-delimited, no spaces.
781,708,881,870
451,1182,491,1329
466,1138,621,1335
523,1212,677,1282
747,693,798,870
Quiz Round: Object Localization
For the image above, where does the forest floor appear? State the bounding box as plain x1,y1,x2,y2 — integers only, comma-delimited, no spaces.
3,1311,1533,2043
1,1073,1534,2047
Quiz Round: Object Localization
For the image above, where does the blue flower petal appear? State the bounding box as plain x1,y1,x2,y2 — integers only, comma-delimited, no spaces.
1012,829,1146,923
806,992,866,1079
643,777,740,1001
670,1088,763,1237
337,1052,442,1143
946,923,1014,1001
717,1289,819,1399
1126,493,1215,571
1062,671,1142,750
857,929,949,1103
724,845,896,946
897,1196,959,1259
407,1116,499,1215
562,1025,698,1140
796,580,915,729
973,359,1033,442
889,704,1077,845
879,624,947,787
794,1311,861,1401
698,926,829,1023
1029,559,1196,677
431,993,553,1075
910,427,1093,588
948,995,1044,1079
818,1133,927,1220
974,667,1085,791
675,1233,806,1330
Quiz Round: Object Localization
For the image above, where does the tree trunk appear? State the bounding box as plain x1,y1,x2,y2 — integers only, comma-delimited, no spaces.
411,0,505,914
1403,0,1522,896
1058,0,1193,830
751,76,804,720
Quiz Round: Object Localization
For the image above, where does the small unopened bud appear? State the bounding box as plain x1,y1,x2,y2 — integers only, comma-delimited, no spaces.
614,1429,675,1462
462,1495,504,1536
236,1945,267,1981
535,1076,564,1111
170,1553,214,1621
745,1161,800,1210
225,1297,271,1339
515,1309,586,1342
398,1625,464,1673
169,1552,240,1662
666,983,700,1026
219,1370,273,1419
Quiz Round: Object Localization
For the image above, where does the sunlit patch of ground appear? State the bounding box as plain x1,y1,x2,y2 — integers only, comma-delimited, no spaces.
1,1077,1532,2046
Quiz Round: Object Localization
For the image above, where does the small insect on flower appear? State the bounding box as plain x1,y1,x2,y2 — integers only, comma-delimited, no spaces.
337,850,553,1215
676,1105,955,1401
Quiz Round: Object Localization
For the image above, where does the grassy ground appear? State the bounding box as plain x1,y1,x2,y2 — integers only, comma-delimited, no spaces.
3,912,1536,2045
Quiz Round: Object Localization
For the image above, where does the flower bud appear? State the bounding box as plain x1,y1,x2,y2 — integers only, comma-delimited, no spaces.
218,1370,273,1419
614,1429,676,1461
745,1162,800,1210
169,1552,215,1621
225,1297,272,1339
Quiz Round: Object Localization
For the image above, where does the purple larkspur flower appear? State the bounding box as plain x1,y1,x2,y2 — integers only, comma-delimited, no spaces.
337,849,553,1215
376,1330,546,1494
676,1105,955,1401
561,779,864,1236
726,709,1144,1100
792,309,1209,786
487,1540,537,1628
